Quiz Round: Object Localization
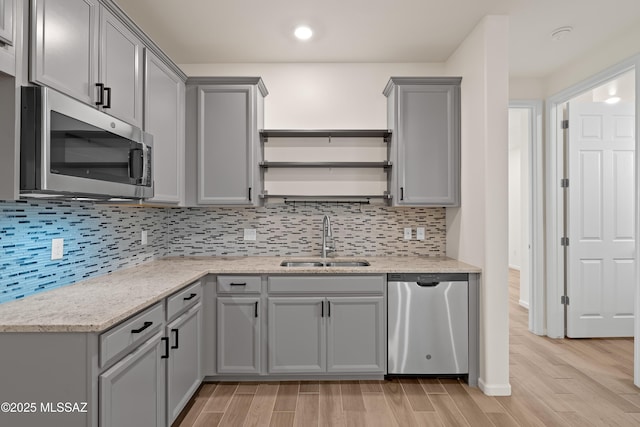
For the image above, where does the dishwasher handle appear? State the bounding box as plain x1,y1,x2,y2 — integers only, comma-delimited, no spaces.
417,281,440,287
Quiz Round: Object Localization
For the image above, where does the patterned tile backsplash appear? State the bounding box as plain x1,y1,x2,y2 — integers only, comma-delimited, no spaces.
0,200,445,304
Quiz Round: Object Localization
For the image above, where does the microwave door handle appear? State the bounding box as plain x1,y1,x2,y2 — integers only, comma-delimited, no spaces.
142,144,150,186
128,148,144,182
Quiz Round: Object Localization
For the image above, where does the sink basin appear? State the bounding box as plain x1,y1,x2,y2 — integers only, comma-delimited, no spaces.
325,261,370,267
279,260,370,267
279,261,325,267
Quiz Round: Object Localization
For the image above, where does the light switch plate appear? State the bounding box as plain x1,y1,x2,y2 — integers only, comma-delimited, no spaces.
403,227,412,240
416,227,425,240
51,238,64,260
244,229,257,241
141,230,148,245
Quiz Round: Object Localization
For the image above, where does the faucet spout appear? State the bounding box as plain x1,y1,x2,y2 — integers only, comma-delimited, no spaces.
322,215,336,258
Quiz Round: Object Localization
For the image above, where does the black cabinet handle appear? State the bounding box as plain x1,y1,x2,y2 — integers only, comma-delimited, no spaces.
103,87,112,109
95,83,104,106
161,337,169,359
248,187,252,201
400,187,404,201
171,328,179,349
230,283,247,286
254,301,259,318
321,301,324,317
131,321,153,334
183,293,197,301
328,301,331,317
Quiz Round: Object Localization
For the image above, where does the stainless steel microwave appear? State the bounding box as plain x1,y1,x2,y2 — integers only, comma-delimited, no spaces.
20,86,153,200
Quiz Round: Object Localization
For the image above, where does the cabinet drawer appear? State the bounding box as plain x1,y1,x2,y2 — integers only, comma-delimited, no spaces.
217,276,262,294
167,281,202,321
268,276,384,294
100,302,164,368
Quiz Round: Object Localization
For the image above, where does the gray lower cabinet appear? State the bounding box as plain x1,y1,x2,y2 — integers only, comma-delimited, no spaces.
384,77,461,206
217,296,261,373
188,77,268,206
166,303,202,424
99,332,166,427
267,276,386,375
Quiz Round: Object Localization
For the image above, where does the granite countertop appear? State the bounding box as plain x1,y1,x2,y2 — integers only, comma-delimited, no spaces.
0,256,480,333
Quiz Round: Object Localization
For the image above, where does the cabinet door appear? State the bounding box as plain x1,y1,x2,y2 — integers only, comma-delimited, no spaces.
99,7,144,127
268,297,325,373
0,0,13,45
217,297,261,373
144,50,185,204
31,0,100,105
326,297,385,373
99,332,166,427
167,304,202,424
197,85,254,205
397,84,460,206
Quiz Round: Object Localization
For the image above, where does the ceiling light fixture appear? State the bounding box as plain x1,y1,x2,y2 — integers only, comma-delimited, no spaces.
605,96,621,104
294,25,313,41
551,26,573,41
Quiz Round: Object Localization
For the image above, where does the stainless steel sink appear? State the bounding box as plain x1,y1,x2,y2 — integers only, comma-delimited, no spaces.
279,261,325,267
325,261,370,267
279,260,370,267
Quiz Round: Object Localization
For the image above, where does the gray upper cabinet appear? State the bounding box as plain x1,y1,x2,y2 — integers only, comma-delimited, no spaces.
98,6,144,127
384,77,461,206
144,50,185,204
190,77,268,206
31,0,100,106
0,0,14,46
99,332,166,427
31,0,144,127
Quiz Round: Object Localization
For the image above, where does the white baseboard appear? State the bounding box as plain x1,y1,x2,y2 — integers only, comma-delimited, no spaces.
478,378,512,396
519,299,529,309
508,264,521,271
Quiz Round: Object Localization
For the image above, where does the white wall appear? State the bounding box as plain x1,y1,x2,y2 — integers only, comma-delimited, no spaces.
180,63,445,128
508,117,522,270
509,77,545,100
446,15,511,396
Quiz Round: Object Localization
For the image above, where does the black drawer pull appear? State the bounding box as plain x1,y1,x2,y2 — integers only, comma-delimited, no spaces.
103,87,112,109
230,282,247,286
321,301,324,317
131,321,153,334
161,337,169,359
328,301,331,317
171,328,179,349
183,293,197,301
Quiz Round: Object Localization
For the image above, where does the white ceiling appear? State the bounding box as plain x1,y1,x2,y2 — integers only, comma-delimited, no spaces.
115,0,640,77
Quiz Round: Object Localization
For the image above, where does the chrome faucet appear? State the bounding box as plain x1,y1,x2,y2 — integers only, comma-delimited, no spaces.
321,215,336,258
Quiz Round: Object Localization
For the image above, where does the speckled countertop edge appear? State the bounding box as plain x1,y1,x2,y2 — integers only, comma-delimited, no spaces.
0,256,481,333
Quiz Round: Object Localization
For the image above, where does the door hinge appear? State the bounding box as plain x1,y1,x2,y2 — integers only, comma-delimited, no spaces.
561,295,570,305
561,119,569,129
561,237,569,246
561,178,569,188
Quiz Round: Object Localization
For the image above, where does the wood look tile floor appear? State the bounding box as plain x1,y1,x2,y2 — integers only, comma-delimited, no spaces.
174,270,640,426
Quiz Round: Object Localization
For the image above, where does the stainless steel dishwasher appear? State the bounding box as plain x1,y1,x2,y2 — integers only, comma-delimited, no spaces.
387,273,469,376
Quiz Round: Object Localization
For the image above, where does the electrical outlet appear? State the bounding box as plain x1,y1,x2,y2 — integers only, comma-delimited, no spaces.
141,230,148,245
403,227,412,240
51,238,64,260
244,228,257,241
416,227,425,240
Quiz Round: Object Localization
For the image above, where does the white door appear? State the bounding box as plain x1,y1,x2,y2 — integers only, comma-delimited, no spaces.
567,101,636,337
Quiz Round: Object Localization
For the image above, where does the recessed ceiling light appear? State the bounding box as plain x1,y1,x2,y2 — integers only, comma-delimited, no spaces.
605,96,621,104
551,26,573,41
294,25,313,41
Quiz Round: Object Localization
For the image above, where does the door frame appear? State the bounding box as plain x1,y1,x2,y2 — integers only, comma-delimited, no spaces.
509,100,545,335
544,56,639,385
